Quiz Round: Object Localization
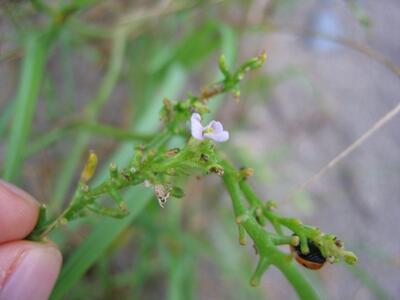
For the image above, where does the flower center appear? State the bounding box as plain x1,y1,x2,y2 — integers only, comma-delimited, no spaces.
203,127,214,135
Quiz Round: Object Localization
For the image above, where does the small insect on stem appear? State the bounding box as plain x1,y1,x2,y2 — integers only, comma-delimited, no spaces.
290,237,326,270
154,184,171,208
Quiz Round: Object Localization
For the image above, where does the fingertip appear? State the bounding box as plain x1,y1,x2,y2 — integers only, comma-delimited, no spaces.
0,180,39,244
0,241,62,300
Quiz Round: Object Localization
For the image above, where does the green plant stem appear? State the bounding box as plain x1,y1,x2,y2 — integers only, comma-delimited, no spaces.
42,48,258,233
30,127,175,240
273,259,320,300
239,180,316,254
222,161,319,300
239,180,283,235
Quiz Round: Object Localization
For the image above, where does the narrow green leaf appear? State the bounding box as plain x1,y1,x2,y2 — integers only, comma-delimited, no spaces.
3,33,47,181
0,100,15,140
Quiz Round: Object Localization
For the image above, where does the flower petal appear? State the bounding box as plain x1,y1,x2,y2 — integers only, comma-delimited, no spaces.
191,113,205,140
208,120,224,133
191,113,202,122
204,130,229,142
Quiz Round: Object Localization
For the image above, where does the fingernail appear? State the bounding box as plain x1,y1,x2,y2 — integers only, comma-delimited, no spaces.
0,247,62,300
0,180,38,206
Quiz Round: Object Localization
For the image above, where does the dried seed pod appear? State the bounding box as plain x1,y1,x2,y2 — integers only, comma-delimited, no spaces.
208,165,224,176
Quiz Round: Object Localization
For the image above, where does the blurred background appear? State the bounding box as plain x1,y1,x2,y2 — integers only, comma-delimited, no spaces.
0,0,399,299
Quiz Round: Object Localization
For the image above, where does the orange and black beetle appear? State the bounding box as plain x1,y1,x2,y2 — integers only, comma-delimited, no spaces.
290,238,326,270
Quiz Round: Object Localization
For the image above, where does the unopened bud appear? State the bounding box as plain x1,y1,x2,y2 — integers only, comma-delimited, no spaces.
239,167,254,180
236,214,250,224
291,235,300,246
219,54,230,77
109,162,118,179
343,251,358,265
80,150,98,183
265,200,277,210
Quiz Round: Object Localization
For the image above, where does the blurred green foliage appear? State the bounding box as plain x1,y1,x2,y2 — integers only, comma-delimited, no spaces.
0,0,394,299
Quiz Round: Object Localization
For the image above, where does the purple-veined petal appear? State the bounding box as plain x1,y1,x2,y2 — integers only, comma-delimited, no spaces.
191,113,205,140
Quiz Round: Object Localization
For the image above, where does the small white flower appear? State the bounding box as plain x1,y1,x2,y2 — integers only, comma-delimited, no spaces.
190,113,229,142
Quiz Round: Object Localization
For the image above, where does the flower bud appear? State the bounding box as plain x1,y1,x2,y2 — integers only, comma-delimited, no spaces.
239,167,254,180
219,54,230,78
80,150,98,183
265,200,277,210
291,235,300,246
109,162,119,179
343,251,358,265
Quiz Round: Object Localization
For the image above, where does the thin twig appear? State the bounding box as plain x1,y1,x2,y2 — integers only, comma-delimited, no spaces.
305,30,400,77
283,102,400,204
268,26,400,78
260,24,400,203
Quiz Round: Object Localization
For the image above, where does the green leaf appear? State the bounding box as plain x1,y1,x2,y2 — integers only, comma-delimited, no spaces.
3,33,48,182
